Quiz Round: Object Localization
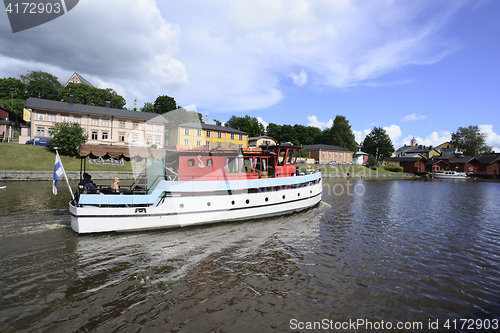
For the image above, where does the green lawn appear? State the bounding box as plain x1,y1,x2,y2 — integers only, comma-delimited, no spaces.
0,143,132,172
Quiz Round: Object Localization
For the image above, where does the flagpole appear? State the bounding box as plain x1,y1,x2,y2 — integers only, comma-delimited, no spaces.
55,148,75,200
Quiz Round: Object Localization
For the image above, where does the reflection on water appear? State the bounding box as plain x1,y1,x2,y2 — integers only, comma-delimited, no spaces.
0,179,500,332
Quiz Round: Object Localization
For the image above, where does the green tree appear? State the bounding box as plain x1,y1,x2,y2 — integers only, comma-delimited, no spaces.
48,122,87,156
451,125,492,156
154,95,177,114
142,102,155,113
327,115,358,152
20,70,62,100
361,127,394,160
266,123,282,142
225,115,265,137
60,83,126,109
0,77,26,116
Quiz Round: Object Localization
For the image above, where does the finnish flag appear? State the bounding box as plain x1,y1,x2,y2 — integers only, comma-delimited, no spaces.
53,153,63,195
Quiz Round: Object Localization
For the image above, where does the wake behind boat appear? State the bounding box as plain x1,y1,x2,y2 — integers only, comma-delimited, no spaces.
69,144,322,234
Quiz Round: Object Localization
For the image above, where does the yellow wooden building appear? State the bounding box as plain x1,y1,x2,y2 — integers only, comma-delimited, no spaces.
169,122,248,149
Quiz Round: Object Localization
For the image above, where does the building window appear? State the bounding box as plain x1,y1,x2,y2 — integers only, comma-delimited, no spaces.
329,153,332,159
61,116,69,123
132,134,138,142
133,123,139,130
217,142,222,148
184,128,190,135
91,119,98,126
119,122,125,128
155,136,161,145
148,124,153,131
230,133,235,140
147,135,152,144
206,130,211,137
217,131,222,138
91,131,98,140
48,115,56,122
196,140,201,146
197,129,202,136
48,128,54,137
238,144,243,148
156,126,162,132
184,139,190,145
119,133,125,142
340,153,343,160
322,152,326,159
37,114,45,121
74,117,81,124
239,134,243,140
102,120,109,127
37,127,44,136
335,153,338,159
205,142,211,149
102,132,108,140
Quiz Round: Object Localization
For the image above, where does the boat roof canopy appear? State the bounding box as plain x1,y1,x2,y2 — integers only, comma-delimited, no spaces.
77,144,166,161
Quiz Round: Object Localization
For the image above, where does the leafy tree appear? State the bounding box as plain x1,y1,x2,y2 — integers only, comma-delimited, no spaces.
154,95,177,114
366,155,378,168
451,125,492,156
0,77,26,116
142,102,155,113
225,115,265,137
163,107,201,128
280,124,300,145
20,70,62,100
60,83,126,109
361,127,394,160
48,122,87,156
266,123,282,142
327,115,358,152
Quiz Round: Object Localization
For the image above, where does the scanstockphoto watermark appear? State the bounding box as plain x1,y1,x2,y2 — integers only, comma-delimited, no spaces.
290,318,424,331
323,180,366,197
4,0,79,33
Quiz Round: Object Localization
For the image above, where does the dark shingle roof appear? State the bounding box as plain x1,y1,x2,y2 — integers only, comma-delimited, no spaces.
386,156,424,163
473,155,500,164
178,122,248,135
24,97,167,122
449,156,474,164
303,144,352,152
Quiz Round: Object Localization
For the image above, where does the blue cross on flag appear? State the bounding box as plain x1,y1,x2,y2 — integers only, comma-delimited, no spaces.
53,152,63,195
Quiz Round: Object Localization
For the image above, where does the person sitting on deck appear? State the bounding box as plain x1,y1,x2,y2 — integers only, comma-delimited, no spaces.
78,173,98,193
111,176,120,193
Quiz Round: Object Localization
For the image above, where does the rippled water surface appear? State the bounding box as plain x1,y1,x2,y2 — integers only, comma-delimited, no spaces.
1,179,499,332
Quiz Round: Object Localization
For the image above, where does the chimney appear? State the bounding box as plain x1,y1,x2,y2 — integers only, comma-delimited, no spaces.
105,101,111,108
69,95,73,104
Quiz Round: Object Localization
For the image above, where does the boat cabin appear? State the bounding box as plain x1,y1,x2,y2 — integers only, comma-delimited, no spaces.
170,144,302,181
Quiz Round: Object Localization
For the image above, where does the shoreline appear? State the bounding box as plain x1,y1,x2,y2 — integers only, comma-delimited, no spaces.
0,170,416,181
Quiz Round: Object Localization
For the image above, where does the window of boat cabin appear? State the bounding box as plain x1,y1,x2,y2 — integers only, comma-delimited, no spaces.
207,158,213,167
242,157,253,173
277,149,286,166
188,159,195,167
255,157,267,172
286,149,294,164
226,157,239,173
290,149,299,164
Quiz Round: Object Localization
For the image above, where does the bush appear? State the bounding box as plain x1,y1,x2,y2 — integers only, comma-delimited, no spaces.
384,164,403,172
365,155,378,168
48,122,87,156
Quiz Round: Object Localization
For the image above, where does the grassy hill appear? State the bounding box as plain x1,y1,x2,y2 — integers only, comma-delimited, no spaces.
0,143,132,172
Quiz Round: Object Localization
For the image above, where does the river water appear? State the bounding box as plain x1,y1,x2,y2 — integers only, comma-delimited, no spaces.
0,178,499,332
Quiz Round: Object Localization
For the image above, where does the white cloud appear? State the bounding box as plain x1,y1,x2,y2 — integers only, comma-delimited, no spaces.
383,124,403,144
353,129,372,143
479,124,500,152
0,0,467,112
402,113,427,122
257,117,268,129
288,69,308,86
307,115,333,130
399,131,452,148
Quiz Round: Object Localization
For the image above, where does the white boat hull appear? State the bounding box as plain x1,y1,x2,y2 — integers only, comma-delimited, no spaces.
70,174,322,234
432,171,468,179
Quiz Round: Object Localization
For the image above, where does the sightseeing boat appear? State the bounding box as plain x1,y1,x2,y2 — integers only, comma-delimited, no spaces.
69,144,322,234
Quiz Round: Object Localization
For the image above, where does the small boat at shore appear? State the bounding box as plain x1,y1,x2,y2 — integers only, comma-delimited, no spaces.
432,171,469,179
0,186,6,190
69,144,322,234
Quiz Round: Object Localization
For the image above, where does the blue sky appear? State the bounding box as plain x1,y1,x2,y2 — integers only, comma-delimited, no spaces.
1,0,499,151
